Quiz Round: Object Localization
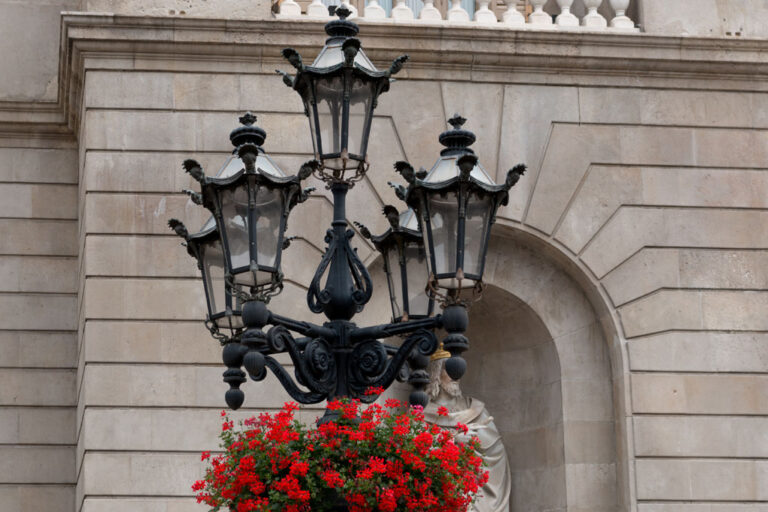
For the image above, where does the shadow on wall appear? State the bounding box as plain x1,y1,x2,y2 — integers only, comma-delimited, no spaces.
459,234,619,512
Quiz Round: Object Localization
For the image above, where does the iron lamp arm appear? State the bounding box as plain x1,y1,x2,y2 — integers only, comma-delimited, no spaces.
349,315,443,342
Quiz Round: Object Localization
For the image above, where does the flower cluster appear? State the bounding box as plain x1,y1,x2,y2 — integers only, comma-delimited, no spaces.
193,396,488,512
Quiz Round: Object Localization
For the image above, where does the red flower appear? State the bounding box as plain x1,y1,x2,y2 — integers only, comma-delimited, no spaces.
437,406,450,417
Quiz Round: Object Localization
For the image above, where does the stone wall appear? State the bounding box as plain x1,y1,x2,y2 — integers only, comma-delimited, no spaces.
0,143,79,510
1,7,768,512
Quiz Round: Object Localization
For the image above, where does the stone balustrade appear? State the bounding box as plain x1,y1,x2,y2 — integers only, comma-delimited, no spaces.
277,0,638,32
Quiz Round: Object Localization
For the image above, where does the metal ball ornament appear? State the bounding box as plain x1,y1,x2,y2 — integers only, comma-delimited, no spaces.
225,388,245,410
445,355,467,380
409,389,429,408
243,350,266,378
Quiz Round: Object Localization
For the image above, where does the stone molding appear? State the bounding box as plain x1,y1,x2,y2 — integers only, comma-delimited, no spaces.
3,12,768,141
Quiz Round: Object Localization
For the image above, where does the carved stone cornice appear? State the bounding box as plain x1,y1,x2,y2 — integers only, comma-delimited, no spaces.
3,12,768,140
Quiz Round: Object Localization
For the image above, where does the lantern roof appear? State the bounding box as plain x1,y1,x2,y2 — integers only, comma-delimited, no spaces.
184,216,218,259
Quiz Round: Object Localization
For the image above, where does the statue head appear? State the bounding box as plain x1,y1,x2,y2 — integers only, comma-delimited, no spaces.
426,357,463,401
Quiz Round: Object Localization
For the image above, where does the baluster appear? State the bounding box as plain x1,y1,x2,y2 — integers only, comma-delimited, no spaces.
419,0,442,20
609,0,635,29
528,0,552,25
365,0,387,18
307,0,329,17
501,0,525,25
447,0,470,21
555,0,578,27
581,0,607,28
279,0,303,15
392,0,415,19
474,0,497,24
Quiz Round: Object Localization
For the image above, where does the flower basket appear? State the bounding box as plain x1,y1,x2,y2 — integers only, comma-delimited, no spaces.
193,395,488,512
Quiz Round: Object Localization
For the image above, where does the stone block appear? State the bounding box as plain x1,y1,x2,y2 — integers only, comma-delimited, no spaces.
0,184,77,219
564,462,617,509
679,249,768,289
628,331,768,373
0,368,76,406
81,497,204,512
525,124,621,235
510,464,566,512
618,290,702,338
564,420,616,464
0,2,78,101
702,290,768,331
0,219,77,256
0,331,77,368
555,165,642,254
579,87,755,127
80,452,203,496
82,150,228,193
632,373,768,415
80,407,321,452
375,80,446,174
83,193,209,235
0,294,77,330
0,256,78,293
85,71,174,109
441,82,504,174
0,446,74,483
84,236,199,278
583,207,768,279
0,485,74,512
0,407,75,444
639,505,768,512
84,110,312,154
0,148,77,184
601,248,679,307
497,85,580,222
81,0,271,19
81,364,299,408
634,416,768,458
636,458,768,501
83,278,205,320
561,379,614,422
83,321,219,364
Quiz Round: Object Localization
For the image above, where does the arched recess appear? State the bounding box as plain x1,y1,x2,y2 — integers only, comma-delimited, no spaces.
458,230,625,512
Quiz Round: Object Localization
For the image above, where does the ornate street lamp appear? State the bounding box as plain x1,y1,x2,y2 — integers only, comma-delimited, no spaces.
168,217,244,341
356,207,434,323
278,6,408,184
181,112,312,302
399,114,527,299
169,12,525,416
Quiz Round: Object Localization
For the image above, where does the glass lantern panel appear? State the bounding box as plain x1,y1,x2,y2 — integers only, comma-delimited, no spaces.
255,152,287,178
201,239,227,318
219,186,253,285
254,186,284,271
385,245,404,321
403,241,431,317
427,156,458,183
216,155,245,178
216,285,245,331
348,77,374,158
427,191,458,277
313,42,378,72
463,192,493,279
315,76,344,160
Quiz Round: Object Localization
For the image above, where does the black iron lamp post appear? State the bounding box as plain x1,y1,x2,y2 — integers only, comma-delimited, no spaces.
168,10,525,415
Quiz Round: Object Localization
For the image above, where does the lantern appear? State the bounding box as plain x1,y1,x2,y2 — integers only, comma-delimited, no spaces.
403,114,526,296
188,112,307,300
279,6,408,183
362,206,434,323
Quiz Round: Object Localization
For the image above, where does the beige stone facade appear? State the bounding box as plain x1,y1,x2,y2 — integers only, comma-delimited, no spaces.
1,1,768,511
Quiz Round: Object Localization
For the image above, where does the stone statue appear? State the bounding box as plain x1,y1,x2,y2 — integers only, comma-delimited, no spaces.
423,348,512,512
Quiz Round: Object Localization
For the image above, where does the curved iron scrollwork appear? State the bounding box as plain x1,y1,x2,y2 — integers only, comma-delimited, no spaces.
347,329,438,403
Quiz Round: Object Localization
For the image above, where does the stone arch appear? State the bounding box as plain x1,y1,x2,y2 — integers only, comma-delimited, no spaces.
458,230,623,511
